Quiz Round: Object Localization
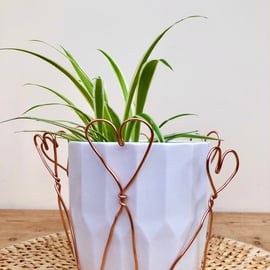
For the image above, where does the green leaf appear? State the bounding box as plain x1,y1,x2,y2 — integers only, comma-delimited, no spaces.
84,125,110,142
106,103,121,130
98,49,129,103
61,46,94,96
2,116,86,140
24,83,73,105
136,113,165,142
24,84,94,125
93,77,105,133
135,60,159,114
126,58,171,141
159,59,173,70
164,132,220,142
18,129,83,141
123,15,206,121
22,102,93,125
159,113,196,128
30,40,94,96
0,48,95,110
132,59,159,141
94,77,104,119
30,40,65,55
136,58,172,115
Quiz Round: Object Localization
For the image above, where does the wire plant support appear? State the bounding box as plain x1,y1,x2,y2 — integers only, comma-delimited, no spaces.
33,118,239,270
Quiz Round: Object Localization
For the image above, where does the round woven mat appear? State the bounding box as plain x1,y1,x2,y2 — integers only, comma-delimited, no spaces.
0,232,269,270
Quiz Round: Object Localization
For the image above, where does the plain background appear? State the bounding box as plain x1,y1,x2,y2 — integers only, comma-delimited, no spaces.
0,0,269,211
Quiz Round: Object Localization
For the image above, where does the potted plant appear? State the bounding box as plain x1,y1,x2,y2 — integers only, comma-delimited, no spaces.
1,16,239,270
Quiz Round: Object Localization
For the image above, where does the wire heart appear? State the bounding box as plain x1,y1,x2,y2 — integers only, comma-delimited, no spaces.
206,146,240,199
33,132,68,180
84,117,154,270
84,117,154,193
33,132,79,268
170,144,239,270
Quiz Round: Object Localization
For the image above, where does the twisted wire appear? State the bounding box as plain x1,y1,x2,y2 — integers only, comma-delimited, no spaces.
170,135,239,270
33,132,80,270
85,118,154,270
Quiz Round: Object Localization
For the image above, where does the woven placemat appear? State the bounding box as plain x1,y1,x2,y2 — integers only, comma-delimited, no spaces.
0,232,269,270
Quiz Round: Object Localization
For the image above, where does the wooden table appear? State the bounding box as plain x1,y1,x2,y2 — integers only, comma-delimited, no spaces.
0,210,269,251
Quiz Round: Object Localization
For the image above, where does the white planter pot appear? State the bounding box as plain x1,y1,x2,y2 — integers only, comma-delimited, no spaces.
69,141,210,270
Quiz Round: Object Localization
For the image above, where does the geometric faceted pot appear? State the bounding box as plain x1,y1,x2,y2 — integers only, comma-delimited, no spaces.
68,141,211,270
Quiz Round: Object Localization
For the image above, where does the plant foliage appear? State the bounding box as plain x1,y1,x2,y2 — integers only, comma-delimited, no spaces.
1,16,213,142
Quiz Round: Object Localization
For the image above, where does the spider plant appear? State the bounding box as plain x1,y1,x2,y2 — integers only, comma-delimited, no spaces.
1,16,211,143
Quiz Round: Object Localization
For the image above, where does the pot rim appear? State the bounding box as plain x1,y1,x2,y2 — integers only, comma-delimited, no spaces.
69,140,211,145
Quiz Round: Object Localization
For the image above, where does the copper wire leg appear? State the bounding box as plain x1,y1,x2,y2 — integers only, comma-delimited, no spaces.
33,133,80,269
85,118,154,270
201,210,214,270
170,140,239,270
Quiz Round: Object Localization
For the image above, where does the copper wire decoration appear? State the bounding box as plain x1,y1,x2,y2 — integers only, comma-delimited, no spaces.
33,123,239,270
33,132,80,269
169,132,239,270
85,118,154,270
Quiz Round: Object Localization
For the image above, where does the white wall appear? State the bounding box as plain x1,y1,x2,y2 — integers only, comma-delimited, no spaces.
0,0,269,212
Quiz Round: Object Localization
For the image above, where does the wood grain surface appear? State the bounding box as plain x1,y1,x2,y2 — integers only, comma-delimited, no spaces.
0,210,269,251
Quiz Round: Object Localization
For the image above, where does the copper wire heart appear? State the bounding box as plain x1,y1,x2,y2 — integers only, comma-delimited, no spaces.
33,132,68,180
206,146,240,199
33,132,79,267
170,144,239,270
84,117,154,270
84,117,154,192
